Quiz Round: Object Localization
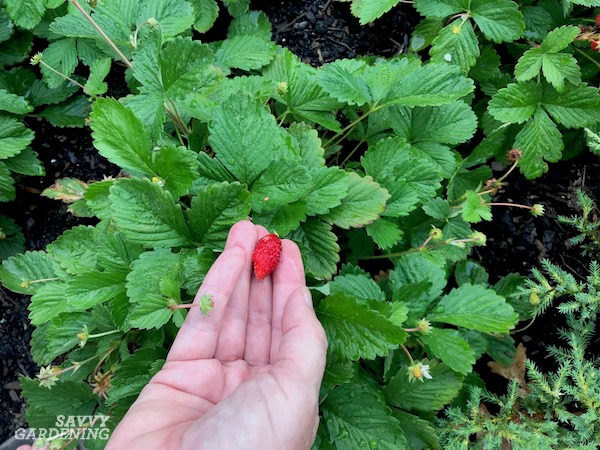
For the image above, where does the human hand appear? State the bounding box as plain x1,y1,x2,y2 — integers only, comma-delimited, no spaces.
104,220,327,449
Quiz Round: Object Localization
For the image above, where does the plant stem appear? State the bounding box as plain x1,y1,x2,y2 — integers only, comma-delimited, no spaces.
485,202,534,211
575,47,600,70
69,0,134,71
39,61,88,92
93,345,118,376
323,104,382,149
168,303,196,310
339,138,365,167
400,344,415,365
88,329,120,339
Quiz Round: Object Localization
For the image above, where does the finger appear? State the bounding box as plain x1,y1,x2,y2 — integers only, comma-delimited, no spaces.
269,240,306,362
213,222,261,361
274,287,328,388
167,221,252,361
243,226,274,365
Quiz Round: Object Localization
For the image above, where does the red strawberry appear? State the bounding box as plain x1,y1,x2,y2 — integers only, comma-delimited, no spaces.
596,14,600,27
252,234,282,279
591,40,600,52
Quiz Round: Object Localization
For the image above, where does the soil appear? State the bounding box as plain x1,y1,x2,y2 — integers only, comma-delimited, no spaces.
1,0,598,443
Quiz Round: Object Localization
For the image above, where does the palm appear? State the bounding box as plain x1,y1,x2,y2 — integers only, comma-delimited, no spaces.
106,221,327,450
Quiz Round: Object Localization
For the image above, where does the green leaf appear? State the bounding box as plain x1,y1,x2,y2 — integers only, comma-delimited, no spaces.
5,0,45,29
21,378,97,429
186,181,251,248
0,30,33,66
522,6,553,41
253,202,309,237
470,0,524,43
0,89,33,114
27,78,78,107
46,225,98,275
350,0,399,25
152,146,199,198
3,148,44,176
387,62,474,106
191,0,219,33
428,284,518,332
304,167,349,216
65,271,126,313
322,173,390,229
420,328,475,375
208,94,284,184
317,292,407,360
362,137,441,217
263,50,341,131
287,122,326,168
585,126,600,156
136,0,195,37
542,84,600,128
0,116,34,159
84,57,111,96
488,82,542,124
38,95,89,128
422,198,452,219
430,19,479,74
0,162,15,202
31,312,95,364
322,380,407,450
0,250,65,294
393,410,440,450
250,160,312,213
316,59,371,106
216,35,277,71
541,25,580,52
515,26,582,90
109,179,192,248
366,219,403,250
390,253,446,314
0,215,25,260
455,259,489,286
384,361,463,411
392,101,478,146
84,179,114,220
228,10,271,39
90,98,153,176
40,38,78,88
289,218,339,280
515,108,563,179
0,8,14,43
461,190,492,223
29,282,68,325
413,0,464,18
108,348,166,402
410,18,444,52
330,270,386,302
127,248,186,329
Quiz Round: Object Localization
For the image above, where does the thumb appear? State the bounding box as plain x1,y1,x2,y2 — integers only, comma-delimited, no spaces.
275,287,328,388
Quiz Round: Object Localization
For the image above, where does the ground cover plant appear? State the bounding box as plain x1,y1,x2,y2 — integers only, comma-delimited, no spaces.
0,0,600,448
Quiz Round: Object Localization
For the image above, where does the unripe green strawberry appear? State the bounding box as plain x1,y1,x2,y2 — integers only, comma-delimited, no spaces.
252,234,282,279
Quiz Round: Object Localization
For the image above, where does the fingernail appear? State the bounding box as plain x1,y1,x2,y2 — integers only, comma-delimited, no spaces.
302,287,314,309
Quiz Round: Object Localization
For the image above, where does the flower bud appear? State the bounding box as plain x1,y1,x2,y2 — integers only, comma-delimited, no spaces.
429,227,443,242
530,204,545,217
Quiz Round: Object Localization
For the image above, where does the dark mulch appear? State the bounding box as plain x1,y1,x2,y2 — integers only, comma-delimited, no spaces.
256,0,415,65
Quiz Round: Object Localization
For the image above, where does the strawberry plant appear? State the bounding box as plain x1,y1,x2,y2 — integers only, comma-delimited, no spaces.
0,0,599,449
